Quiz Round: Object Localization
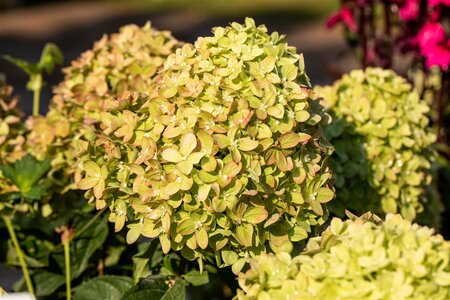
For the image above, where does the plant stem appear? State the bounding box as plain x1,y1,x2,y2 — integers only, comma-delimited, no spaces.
70,208,106,243
62,228,72,300
358,4,368,68
383,0,392,68
32,88,40,116
2,215,35,298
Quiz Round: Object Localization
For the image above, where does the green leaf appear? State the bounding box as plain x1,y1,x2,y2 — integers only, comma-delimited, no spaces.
83,161,102,177
180,133,197,156
162,149,183,163
23,186,47,200
222,249,239,265
73,275,133,300
295,110,310,122
0,154,51,196
281,63,298,81
132,240,163,282
32,270,65,297
235,223,253,247
316,187,334,203
7,239,49,267
279,133,302,149
176,219,195,236
244,207,268,224
53,216,108,279
121,275,187,300
182,270,209,286
238,138,259,151
2,55,37,75
195,227,209,250
310,200,323,216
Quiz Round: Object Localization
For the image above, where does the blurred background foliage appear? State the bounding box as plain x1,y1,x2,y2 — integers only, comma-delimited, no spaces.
0,0,343,115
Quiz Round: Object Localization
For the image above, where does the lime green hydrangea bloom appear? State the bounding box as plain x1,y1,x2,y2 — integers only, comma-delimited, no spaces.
315,68,438,224
76,18,334,272
27,22,181,192
237,214,450,300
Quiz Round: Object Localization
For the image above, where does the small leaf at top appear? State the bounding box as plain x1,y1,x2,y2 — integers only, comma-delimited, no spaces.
39,43,64,74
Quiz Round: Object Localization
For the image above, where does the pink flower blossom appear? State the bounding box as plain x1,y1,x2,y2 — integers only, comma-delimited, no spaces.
415,22,450,70
399,0,420,21
429,0,450,7
416,22,446,55
326,8,358,32
423,45,450,70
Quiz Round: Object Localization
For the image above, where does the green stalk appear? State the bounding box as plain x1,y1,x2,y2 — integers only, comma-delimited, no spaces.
2,215,35,298
32,89,40,116
62,228,72,300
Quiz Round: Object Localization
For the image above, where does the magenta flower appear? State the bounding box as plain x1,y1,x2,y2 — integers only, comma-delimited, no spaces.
326,7,358,32
429,0,450,6
416,22,446,55
415,22,450,70
399,0,420,21
423,45,450,70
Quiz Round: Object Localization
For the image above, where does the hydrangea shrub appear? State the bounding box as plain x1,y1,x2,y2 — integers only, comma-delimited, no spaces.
76,18,334,272
27,23,181,192
315,68,438,223
237,213,450,300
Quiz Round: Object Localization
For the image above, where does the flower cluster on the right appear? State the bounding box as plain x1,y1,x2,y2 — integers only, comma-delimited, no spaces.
316,68,438,225
237,214,450,300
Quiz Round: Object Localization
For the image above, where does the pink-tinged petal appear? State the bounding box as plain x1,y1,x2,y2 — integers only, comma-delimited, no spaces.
416,23,446,55
326,8,357,32
326,12,343,29
399,0,420,21
341,8,358,32
424,45,450,70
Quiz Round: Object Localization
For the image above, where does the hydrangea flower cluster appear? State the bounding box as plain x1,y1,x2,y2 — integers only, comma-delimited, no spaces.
0,78,26,191
27,23,181,192
316,68,437,223
76,18,334,272
52,22,181,119
237,214,450,300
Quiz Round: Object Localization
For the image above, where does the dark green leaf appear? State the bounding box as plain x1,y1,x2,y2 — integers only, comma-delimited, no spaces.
53,216,108,279
0,154,51,196
73,275,133,300
182,270,209,286
7,240,49,268
132,239,162,282
121,275,187,300
0,192,21,202
33,270,65,297
23,186,47,201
